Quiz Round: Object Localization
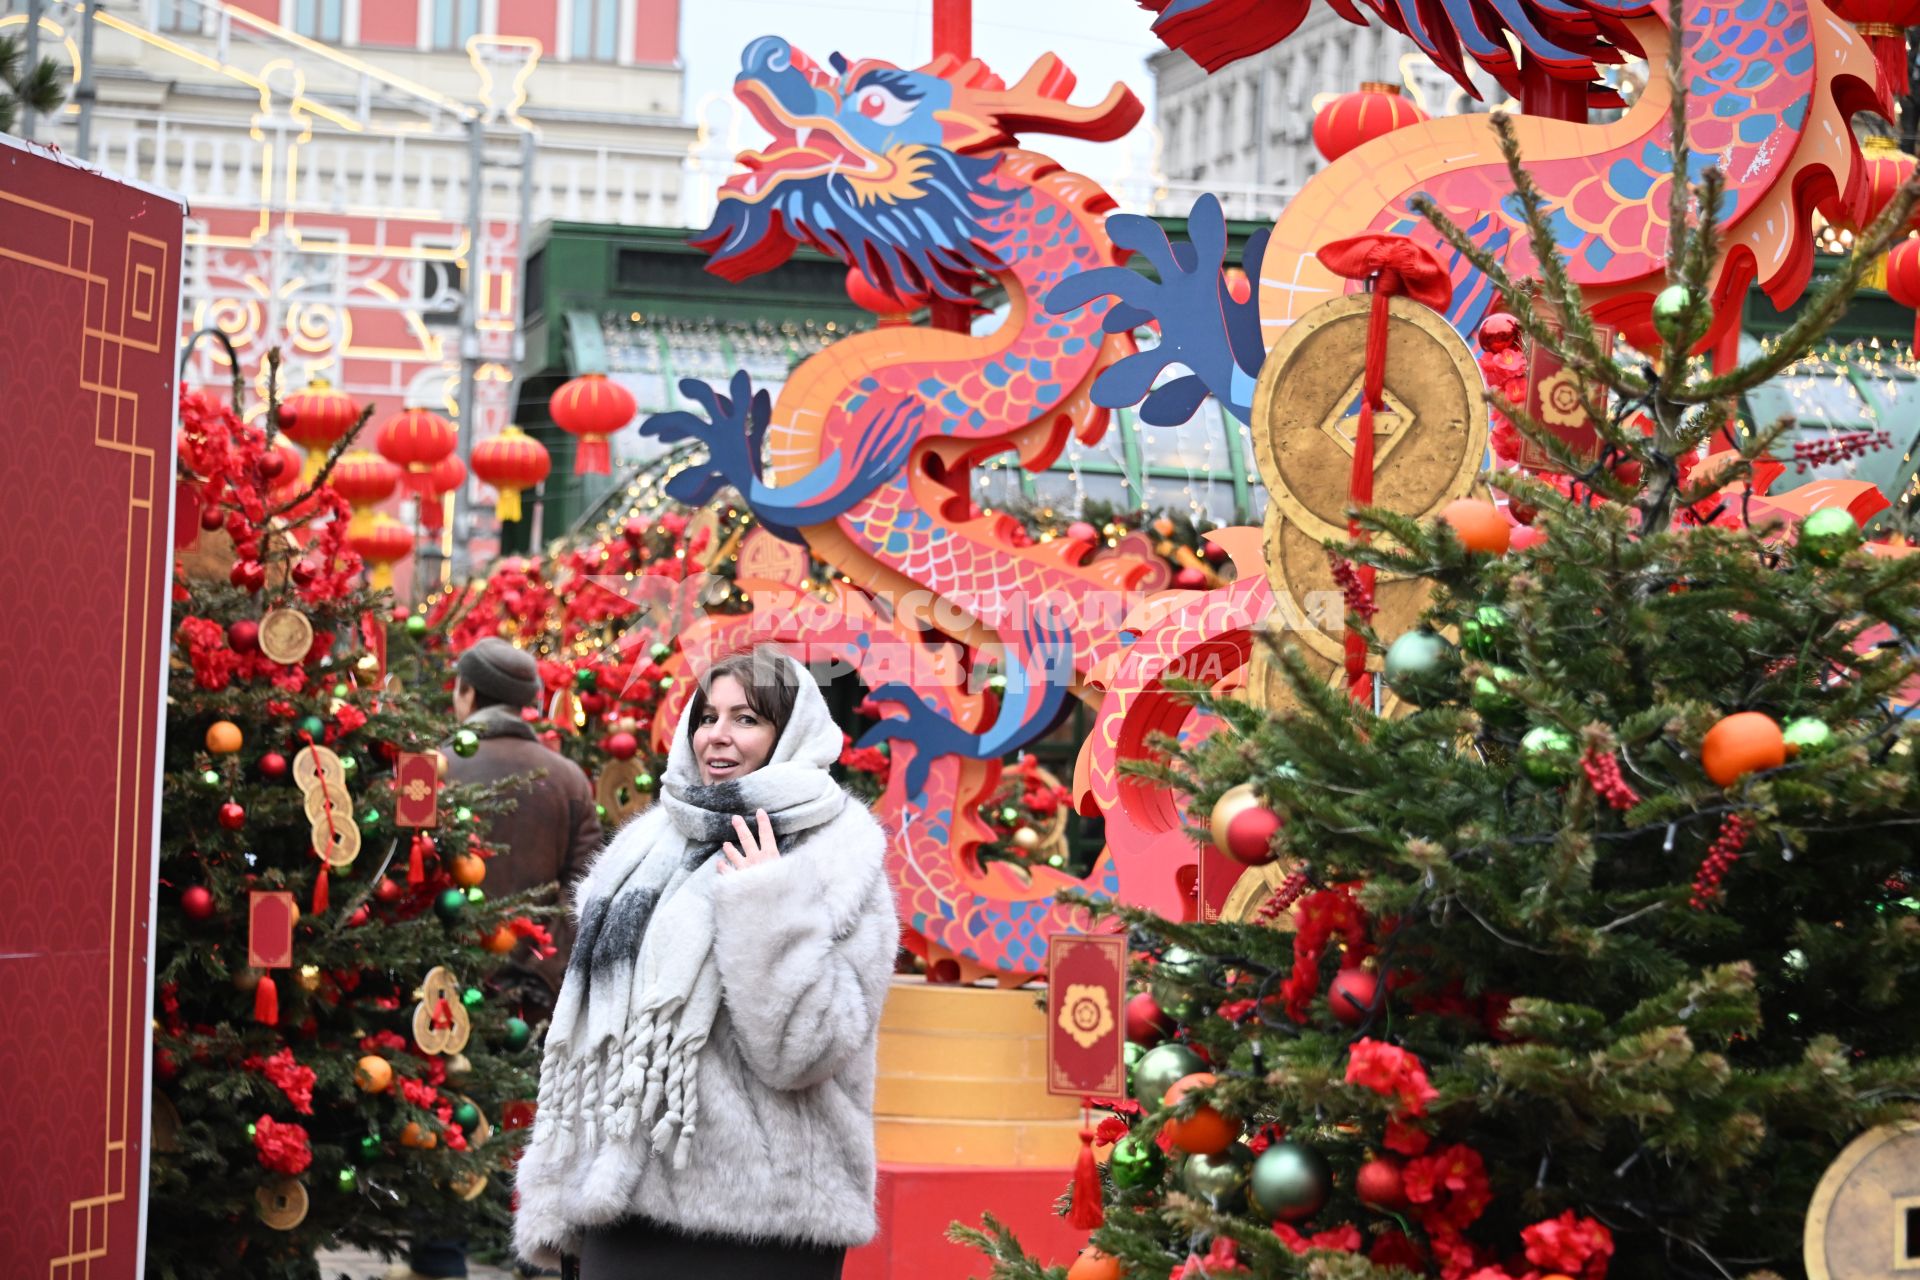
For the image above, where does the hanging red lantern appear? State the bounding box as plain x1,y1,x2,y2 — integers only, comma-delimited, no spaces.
277,380,362,481
375,407,458,498
549,373,635,475
418,453,467,532
471,425,551,523
846,265,928,326
1820,135,1915,235
1884,235,1920,352
348,513,414,591
1823,0,1920,104
329,450,402,536
265,440,305,500
1312,82,1429,164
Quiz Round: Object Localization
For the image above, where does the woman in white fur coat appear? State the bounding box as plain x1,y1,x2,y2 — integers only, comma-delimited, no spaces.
513,645,899,1278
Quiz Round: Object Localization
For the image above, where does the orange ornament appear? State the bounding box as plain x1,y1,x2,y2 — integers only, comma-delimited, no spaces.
205,720,243,755
450,854,487,888
1067,1245,1124,1280
1701,711,1786,786
482,924,518,954
399,1120,437,1149
353,1055,393,1093
1160,1072,1242,1156
1439,498,1511,554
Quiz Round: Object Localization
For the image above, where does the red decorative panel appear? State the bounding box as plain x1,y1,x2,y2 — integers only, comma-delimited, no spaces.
0,142,182,1280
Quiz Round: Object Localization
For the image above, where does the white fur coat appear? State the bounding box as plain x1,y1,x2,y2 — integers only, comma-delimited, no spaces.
513,694,898,1264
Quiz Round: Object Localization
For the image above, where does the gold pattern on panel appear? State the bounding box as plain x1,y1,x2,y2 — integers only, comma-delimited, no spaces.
3,183,168,1280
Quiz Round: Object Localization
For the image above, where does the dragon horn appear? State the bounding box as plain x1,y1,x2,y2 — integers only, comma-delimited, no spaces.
935,53,1143,151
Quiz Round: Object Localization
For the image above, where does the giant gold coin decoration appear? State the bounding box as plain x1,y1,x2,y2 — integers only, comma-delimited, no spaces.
1246,293,1488,714
1804,1121,1920,1278
411,966,472,1055
256,1177,309,1230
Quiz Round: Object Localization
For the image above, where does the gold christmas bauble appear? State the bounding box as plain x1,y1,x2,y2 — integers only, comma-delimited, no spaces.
1209,783,1262,853
296,965,322,993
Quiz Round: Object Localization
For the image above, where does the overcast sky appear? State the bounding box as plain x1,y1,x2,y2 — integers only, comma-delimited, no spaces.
678,0,1168,215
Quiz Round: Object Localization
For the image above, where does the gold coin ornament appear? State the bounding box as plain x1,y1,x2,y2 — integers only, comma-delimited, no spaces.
291,744,346,791
302,781,354,824
256,1177,309,1230
310,816,362,868
1220,861,1302,924
1804,1121,1920,1279
1246,293,1488,713
412,966,473,1055
257,607,316,665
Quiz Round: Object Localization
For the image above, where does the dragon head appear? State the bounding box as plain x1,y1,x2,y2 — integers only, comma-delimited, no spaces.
693,36,1141,300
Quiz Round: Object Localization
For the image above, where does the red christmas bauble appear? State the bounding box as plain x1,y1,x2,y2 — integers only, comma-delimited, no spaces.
1066,521,1099,543
1175,566,1208,589
1203,541,1229,564
181,886,216,921
259,751,289,780
199,504,225,531
258,450,288,482
1126,990,1172,1045
1327,968,1379,1026
228,619,260,654
217,801,246,830
1223,804,1282,864
290,560,317,586
1510,525,1547,551
1478,311,1522,353
1355,1156,1407,1209
374,877,403,903
347,904,371,927
604,731,639,761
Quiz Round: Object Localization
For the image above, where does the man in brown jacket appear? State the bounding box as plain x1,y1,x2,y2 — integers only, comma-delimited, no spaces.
403,637,601,1280
447,636,603,998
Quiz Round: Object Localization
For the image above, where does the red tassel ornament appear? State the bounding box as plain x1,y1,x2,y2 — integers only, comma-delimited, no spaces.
312,866,330,915
1069,1115,1105,1228
254,973,280,1026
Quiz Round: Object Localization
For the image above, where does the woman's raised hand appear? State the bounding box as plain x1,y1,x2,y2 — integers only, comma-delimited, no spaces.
719,808,781,875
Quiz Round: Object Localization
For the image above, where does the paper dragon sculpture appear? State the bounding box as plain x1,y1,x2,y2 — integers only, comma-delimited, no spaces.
642,38,1164,978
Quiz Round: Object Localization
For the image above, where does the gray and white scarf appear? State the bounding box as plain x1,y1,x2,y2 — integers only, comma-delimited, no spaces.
530,653,847,1169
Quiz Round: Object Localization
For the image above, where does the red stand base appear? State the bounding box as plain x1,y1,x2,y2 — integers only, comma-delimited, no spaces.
845,1163,1083,1280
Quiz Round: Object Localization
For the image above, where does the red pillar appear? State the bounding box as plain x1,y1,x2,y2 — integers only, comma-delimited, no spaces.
929,0,975,333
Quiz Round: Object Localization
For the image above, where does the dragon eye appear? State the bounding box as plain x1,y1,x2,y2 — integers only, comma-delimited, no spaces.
854,85,914,126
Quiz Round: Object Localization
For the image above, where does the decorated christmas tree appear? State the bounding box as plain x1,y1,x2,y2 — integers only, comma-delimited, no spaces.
151,361,550,1279
958,48,1920,1280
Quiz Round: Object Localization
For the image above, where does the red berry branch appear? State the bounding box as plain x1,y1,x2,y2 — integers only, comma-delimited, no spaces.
1689,813,1754,910
1581,748,1641,811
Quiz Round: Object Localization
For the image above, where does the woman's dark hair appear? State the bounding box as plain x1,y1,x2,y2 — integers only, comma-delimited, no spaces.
684,647,799,751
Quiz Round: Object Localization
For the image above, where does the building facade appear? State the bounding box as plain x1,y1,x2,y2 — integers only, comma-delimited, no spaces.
10,0,694,581
1148,10,1491,221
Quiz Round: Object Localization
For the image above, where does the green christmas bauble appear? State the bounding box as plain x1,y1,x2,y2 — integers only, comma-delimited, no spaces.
340,755,358,775
1797,508,1861,563
1000,806,1020,824
360,1132,381,1154
1123,1040,1146,1079
1460,604,1513,660
1651,283,1703,344
658,675,673,689
1181,1145,1254,1209
361,808,380,825
199,768,223,789
434,888,467,921
299,715,327,739
986,674,1008,693
452,1101,481,1131
1152,946,1205,1022
650,642,672,661
574,668,598,690
465,887,485,904
1250,1141,1332,1222
502,1016,532,1051
332,683,350,699
455,806,473,823
595,803,608,819
1109,1133,1166,1190
404,614,428,637
1383,630,1454,706
1520,726,1577,783
452,729,480,758
1783,716,1836,757
635,772,655,792
1158,946,1204,985
1472,665,1524,725
1132,1042,1205,1107
460,986,484,1007
337,1166,358,1191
